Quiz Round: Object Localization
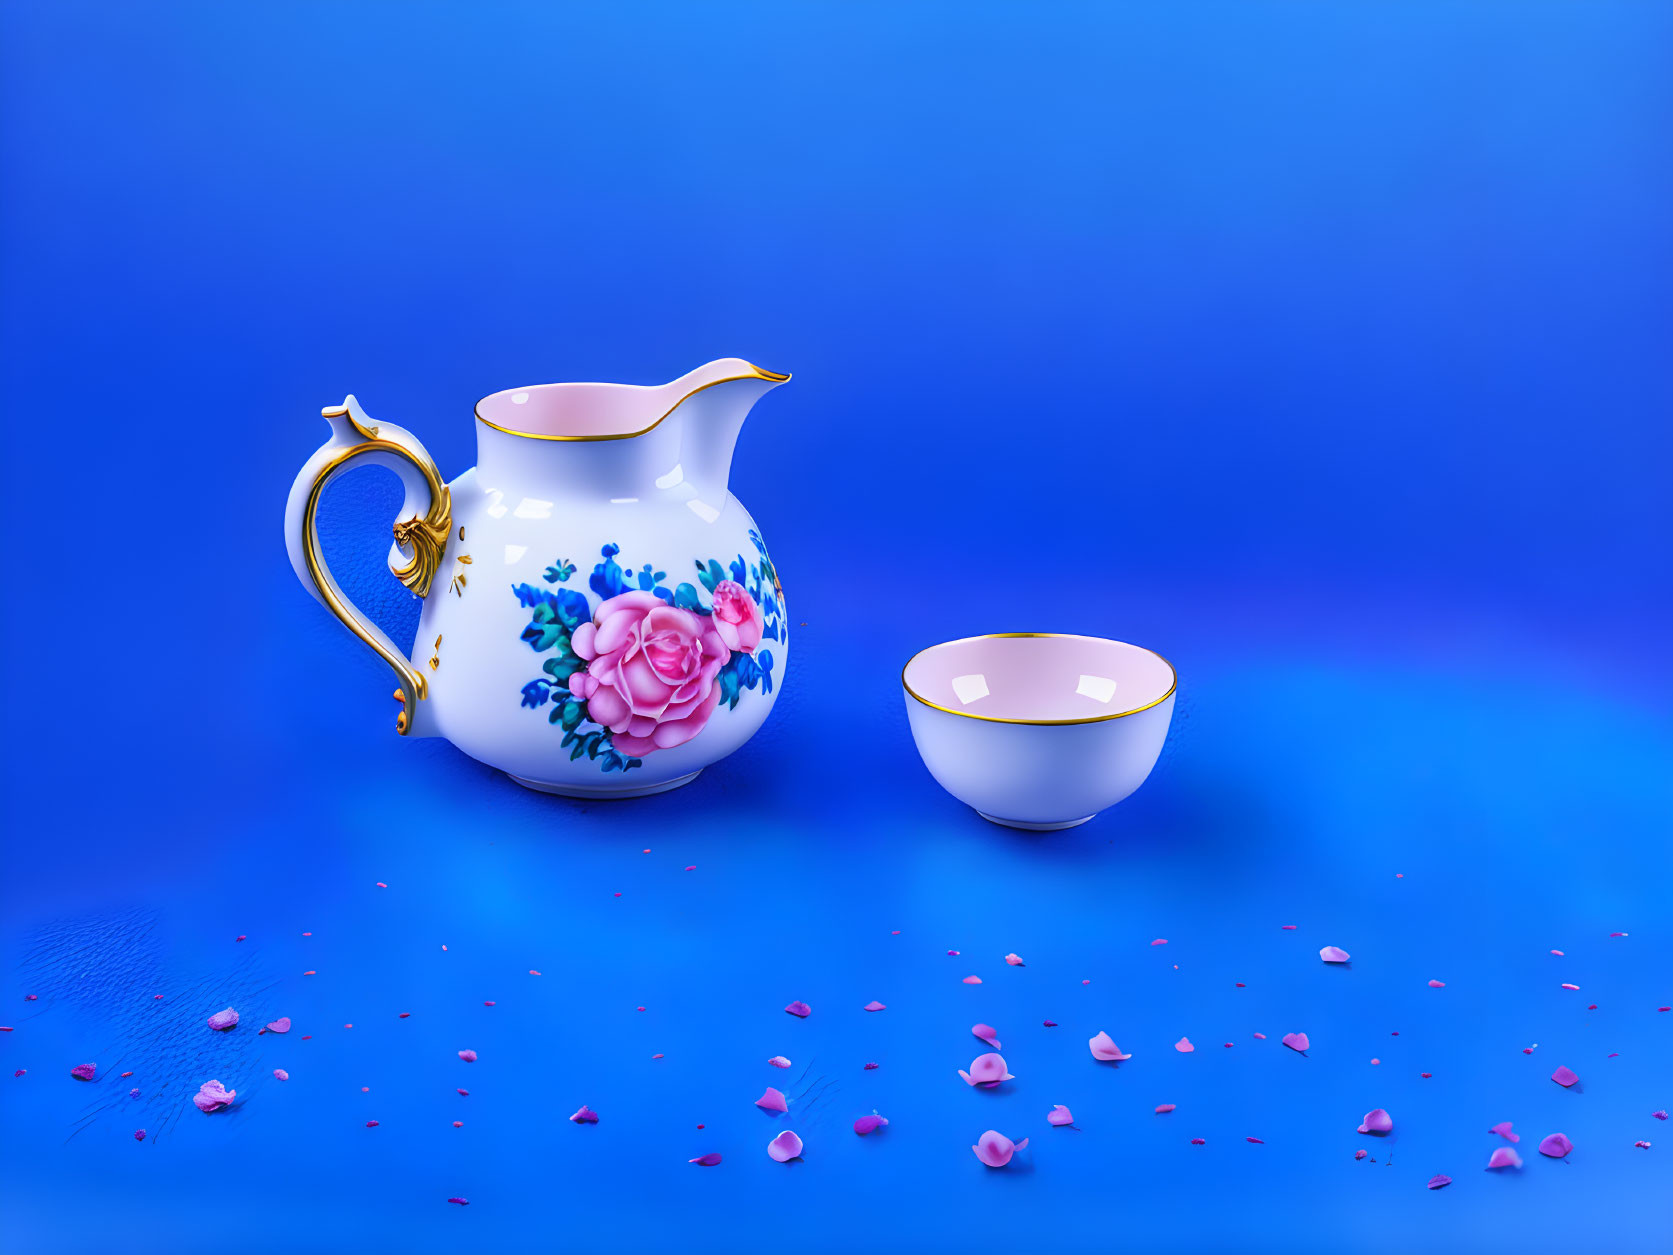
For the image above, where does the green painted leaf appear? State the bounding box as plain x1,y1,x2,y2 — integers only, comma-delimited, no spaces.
561,699,585,730
543,653,583,682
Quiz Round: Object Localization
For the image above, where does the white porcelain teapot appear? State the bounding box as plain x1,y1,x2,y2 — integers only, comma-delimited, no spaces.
284,359,791,797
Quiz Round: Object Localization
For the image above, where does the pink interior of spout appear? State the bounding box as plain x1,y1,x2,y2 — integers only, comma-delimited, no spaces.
903,635,1174,723
476,383,669,438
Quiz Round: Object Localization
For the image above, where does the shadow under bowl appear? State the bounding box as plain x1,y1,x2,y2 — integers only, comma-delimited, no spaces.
902,633,1176,830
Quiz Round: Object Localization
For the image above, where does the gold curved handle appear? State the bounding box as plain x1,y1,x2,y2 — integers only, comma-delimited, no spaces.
285,396,452,735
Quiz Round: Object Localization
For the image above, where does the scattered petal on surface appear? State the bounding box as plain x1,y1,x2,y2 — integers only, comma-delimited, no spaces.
1550,949,1564,956
1047,1105,1074,1127
947,950,959,956
1089,1031,1130,1062
756,1087,789,1112
1538,1133,1573,1158
768,1056,791,1069
1151,939,1168,946
207,1007,239,1032
1246,1137,1264,1144
1653,1110,1668,1121
854,1114,888,1135
1253,1032,1267,1039
1551,1065,1579,1088
1190,1138,1206,1145
570,1105,599,1124
1428,980,1445,988
864,1062,879,1070
1174,1037,1195,1053
1486,1147,1523,1170
1281,925,1296,930
1282,1032,1310,1053
958,1053,1014,1088
962,976,982,985
1154,1104,1176,1114
1355,1149,1367,1160
133,1130,145,1141
193,1080,235,1113
1004,954,1025,966
1428,1174,1452,1190
458,1050,477,1063
972,1024,1001,1050
457,1089,468,1096
1560,983,1579,991
1489,1121,1519,1142
864,1001,886,1012
375,882,387,889
972,1130,1028,1167
447,1198,469,1206
689,1153,722,1166
265,1017,291,1034
768,1130,803,1162
1635,1141,1651,1149
129,1088,139,1098
70,1063,96,1082
1319,946,1351,963
365,1121,379,1128
273,1069,289,1081
784,1001,811,1018
1358,1109,1393,1135
1042,1020,1058,1028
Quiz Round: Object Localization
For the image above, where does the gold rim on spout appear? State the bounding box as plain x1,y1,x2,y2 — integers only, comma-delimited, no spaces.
474,362,790,442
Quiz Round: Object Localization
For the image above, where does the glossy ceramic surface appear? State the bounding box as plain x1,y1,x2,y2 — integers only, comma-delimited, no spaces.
902,634,1176,828
284,360,791,795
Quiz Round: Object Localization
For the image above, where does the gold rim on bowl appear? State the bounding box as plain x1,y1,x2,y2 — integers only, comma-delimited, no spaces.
900,632,1178,726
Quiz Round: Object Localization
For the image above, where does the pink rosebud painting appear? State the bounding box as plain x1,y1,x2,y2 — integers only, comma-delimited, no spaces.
709,580,764,655
70,1063,96,1082
193,1080,235,1113
958,1053,1014,1088
1088,1031,1130,1062
971,1130,1028,1168
1538,1133,1573,1158
568,592,731,757
767,1130,803,1162
206,1007,239,1032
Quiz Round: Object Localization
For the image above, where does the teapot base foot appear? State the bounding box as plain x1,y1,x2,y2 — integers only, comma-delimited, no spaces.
977,810,1096,832
509,769,703,800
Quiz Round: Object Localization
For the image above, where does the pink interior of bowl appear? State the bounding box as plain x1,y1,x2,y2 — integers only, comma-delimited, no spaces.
903,634,1175,723
476,383,666,438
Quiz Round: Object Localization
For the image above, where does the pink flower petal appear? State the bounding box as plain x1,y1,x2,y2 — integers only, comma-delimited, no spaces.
784,1001,811,1018
1042,1020,1058,1028
854,1114,888,1135
273,1069,289,1081
972,1130,1028,1167
1489,1121,1519,1142
1190,1138,1206,1145
864,1062,879,1070
1538,1133,1573,1158
206,1007,239,1032
570,1104,599,1124
1358,1108,1393,1135
962,976,982,985
958,1052,1014,1087
133,1129,145,1141
864,1001,886,1012
447,1197,470,1205
1635,1140,1651,1149
1653,1110,1668,1121
1428,979,1445,988
756,1087,788,1113
1282,1032,1310,1053
193,1080,235,1113
1281,924,1296,930
1427,1174,1452,1190
366,1120,378,1128
458,1049,477,1063
767,1130,803,1162
689,1153,723,1166
1155,1104,1176,1114
972,1023,1001,1050
768,1056,791,1069
1551,1065,1579,1087
1560,983,1579,991
1175,1037,1195,1053
1253,1032,1266,1039
1047,1105,1074,1127
1004,953,1025,966
1089,1031,1130,1062
265,1017,291,1034
1246,1137,1264,1144
1354,1149,1367,1160
70,1063,96,1082
947,950,959,956
1319,946,1351,963
1550,949,1564,956
1486,1147,1523,1170
1151,939,1168,946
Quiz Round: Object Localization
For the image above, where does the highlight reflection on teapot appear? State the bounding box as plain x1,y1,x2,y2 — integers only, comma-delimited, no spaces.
284,359,791,798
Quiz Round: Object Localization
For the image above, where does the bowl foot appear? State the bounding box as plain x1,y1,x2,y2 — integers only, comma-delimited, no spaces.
977,810,1096,831
509,769,703,799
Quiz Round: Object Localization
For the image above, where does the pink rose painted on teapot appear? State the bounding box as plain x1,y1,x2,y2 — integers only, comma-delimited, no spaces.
569,592,730,757
710,579,765,655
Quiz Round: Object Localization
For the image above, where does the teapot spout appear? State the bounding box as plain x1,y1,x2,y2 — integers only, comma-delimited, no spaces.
665,359,789,500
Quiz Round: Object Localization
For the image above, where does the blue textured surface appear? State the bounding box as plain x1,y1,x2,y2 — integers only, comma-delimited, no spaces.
1,3,1670,1253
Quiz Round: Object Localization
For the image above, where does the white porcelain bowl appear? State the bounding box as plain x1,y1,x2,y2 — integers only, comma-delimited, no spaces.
902,633,1176,830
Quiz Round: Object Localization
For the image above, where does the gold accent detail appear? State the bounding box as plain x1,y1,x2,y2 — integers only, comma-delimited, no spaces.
392,688,408,734
391,485,453,597
900,633,1178,726
428,634,442,671
457,554,473,564
473,362,790,442
299,406,452,735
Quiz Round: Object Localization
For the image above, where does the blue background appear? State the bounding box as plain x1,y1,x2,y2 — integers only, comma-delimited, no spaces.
2,2,1669,1252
